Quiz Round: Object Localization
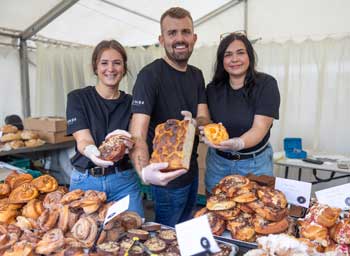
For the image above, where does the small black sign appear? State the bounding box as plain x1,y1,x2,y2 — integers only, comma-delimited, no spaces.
297,196,306,204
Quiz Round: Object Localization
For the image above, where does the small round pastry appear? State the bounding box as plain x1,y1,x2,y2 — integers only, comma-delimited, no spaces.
118,211,142,230
35,228,65,255
9,183,39,204
158,229,177,244
71,216,98,248
98,134,133,162
248,200,288,222
0,125,18,134
232,191,257,203
127,229,150,241
37,209,60,231
206,193,236,211
216,175,251,198
214,208,241,220
203,123,229,145
7,140,24,149
226,212,255,242
24,138,45,148
60,189,84,204
237,203,255,214
43,190,64,209
329,218,350,244
97,241,120,255
22,199,44,220
253,215,289,235
144,237,167,253
257,187,288,209
142,222,161,231
0,132,21,143
5,172,33,190
20,130,39,140
212,243,233,256
31,175,58,193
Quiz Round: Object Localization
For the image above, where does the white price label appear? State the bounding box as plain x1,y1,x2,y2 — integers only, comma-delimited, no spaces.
316,183,350,209
275,177,312,208
175,215,220,256
103,195,129,226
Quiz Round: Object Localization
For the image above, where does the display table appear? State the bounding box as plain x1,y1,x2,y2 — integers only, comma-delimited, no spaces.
0,140,75,157
274,157,350,184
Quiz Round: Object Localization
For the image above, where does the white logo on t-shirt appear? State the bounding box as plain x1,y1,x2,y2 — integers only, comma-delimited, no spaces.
132,100,145,106
67,117,77,125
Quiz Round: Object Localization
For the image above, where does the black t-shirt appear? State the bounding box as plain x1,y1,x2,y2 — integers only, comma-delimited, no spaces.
206,72,280,153
66,86,132,169
131,58,207,188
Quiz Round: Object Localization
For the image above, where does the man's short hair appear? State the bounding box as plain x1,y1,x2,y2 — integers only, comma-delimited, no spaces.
160,7,193,30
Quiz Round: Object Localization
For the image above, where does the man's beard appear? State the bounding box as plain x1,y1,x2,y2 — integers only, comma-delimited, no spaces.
165,43,193,64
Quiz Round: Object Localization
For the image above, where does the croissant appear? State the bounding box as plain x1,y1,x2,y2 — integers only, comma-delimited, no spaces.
0,184,10,199
35,228,65,255
71,216,98,248
31,175,58,193
329,218,350,244
22,199,44,220
9,183,39,204
203,123,229,144
5,171,33,190
305,204,341,228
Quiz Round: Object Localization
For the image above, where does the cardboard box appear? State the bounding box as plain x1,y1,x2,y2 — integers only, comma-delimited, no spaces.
36,130,74,144
24,117,67,132
197,143,208,195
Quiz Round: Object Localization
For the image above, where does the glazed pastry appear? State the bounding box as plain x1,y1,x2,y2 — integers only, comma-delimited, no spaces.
15,216,37,230
206,193,236,211
5,171,33,190
43,190,64,209
0,124,18,134
298,219,330,247
37,209,59,231
118,211,142,230
35,228,65,255
248,200,288,222
127,228,150,240
213,175,251,197
31,174,58,193
141,222,161,231
305,203,341,228
213,208,241,221
24,138,45,148
7,140,25,149
3,240,34,256
329,218,350,244
9,183,39,204
71,216,98,248
0,207,18,224
60,189,84,204
97,241,120,254
0,183,10,199
257,186,288,209
194,208,225,236
252,215,289,235
72,190,106,214
99,134,134,162
20,130,39,140
22,199,44,220
0,131,22,143
226,212,255,241
203,123,229,145
158,229,177,244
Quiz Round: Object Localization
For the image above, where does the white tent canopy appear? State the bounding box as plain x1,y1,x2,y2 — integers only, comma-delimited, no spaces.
0,0,350,172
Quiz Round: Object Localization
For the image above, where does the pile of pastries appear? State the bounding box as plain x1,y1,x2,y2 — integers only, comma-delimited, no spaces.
297,203,350,253
195,175,292,242
0,124,45,150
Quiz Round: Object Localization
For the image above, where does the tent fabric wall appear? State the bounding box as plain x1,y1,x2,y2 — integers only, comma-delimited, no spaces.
32,36,350,157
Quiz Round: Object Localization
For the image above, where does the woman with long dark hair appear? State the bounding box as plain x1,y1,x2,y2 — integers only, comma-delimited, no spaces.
202,32,280,194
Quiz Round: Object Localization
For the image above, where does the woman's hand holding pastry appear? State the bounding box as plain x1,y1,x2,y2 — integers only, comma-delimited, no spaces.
83,145,113,167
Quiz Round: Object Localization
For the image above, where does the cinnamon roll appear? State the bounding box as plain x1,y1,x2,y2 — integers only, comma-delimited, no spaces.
31,175,58,193
0,184,10,199
71,216,98,248
60,189,84,204
37,209,59,231
35,228,65,255
9,183,39,204
43,190,64,209
22,199,44,220
5,172,33,190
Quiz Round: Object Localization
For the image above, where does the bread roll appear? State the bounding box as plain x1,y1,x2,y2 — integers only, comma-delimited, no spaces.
150,119,195,171
6,140,24,149
0,124,18,134
20,130,39,140
0,132,21,142
204,123,229,144
24,138,45,148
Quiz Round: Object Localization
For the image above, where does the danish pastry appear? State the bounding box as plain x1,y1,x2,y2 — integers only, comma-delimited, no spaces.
226,212,255,241
329,218,350,244
9,183,39,203
20,130,39,140
305,203,341,228
206,193,236,211
22,199,44,220
298,219,330,247
35,228,65,255
31,174,58,193
203,123,229,145
0,125,18,134
99,134,134,162
0,184,10,199
0,132,21,143
214,175,251,197
253,215,289,235
5,171,33,190
71,216,98,248
257,186,287,209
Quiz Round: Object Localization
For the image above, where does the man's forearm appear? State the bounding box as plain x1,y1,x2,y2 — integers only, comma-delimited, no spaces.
130,139,150,176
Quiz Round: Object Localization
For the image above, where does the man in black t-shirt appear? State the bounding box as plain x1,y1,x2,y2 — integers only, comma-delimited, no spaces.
130,7,210,226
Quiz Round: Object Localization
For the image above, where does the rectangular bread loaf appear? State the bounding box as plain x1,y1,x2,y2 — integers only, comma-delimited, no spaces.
150,119,195,172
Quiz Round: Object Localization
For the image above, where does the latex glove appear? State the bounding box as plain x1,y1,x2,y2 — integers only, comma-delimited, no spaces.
141,162,187,186
181,110,197,127
217,138,245,152
105,129,132,140
84,144,114,167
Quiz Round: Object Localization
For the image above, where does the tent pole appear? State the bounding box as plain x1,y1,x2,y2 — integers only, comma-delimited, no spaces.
19,39,31,118
244,0,248,34
21,0,79,40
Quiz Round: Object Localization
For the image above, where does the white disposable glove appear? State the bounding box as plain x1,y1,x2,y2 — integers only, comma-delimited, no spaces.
141,162,187,186
105,129,132,140
83,144,114,168
181,110,197,127
217,138,245,151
